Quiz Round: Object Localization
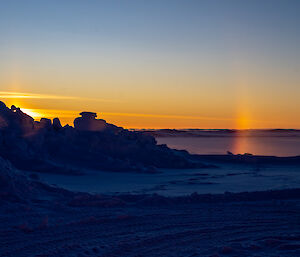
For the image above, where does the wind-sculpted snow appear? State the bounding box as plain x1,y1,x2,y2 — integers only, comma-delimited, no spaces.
0,101,206,174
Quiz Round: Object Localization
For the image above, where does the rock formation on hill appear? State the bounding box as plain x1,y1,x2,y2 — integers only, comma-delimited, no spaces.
74,111,120,132
0,101,204,174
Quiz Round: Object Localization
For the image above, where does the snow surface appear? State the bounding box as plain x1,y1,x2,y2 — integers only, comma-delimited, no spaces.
1,192,300,257
38,163,300,196
1,157,300,257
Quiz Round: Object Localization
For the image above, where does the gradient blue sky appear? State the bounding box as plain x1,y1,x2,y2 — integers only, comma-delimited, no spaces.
0,0,299,128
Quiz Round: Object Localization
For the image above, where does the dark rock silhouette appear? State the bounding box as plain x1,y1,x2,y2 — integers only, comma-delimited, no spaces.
0,101,205,174
0,103,35,135
53,117,62,130
74,111,121,133
38,118,52,130
75,112,105,131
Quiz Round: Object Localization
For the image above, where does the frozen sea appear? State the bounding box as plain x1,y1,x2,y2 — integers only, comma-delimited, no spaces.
156,132,300,157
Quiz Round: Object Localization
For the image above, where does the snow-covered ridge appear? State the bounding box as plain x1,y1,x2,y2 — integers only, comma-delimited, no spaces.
0,101,207,174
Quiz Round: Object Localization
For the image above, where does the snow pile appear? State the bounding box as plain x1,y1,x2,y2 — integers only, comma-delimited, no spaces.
0,156,34,202
0,156,72,203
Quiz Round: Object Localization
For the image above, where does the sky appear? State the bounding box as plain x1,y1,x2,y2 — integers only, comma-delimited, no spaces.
0,0,299,129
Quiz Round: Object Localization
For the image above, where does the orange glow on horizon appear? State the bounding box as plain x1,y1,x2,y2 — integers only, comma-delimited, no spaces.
235,115,252,130
1,90,299,129
20,108,45,119
14,107,270,130
16,108,239,127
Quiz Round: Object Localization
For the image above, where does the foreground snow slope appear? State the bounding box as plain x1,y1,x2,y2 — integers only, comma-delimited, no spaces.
1,197,300,257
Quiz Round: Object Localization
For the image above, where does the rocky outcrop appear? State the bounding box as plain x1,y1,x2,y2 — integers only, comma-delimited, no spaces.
74,112,121,133
0,103,35,135
74,112,105,131
53,118,62,130
0,101,205,174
